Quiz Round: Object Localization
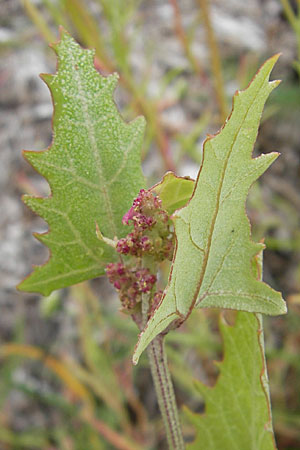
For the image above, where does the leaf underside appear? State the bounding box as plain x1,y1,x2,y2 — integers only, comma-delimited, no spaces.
185,311,277,450
133,55,286,364
18,30,145,296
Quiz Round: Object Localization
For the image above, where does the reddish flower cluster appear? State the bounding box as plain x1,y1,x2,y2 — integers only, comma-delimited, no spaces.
105,190,174,313
117,189,174,261
106,262,156,310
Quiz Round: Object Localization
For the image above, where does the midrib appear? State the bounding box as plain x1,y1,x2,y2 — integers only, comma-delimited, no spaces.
194,72,269,304
74,63,118,238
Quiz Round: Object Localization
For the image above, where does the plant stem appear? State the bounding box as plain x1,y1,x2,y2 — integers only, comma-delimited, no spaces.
147,336,185,449
142,294,185,450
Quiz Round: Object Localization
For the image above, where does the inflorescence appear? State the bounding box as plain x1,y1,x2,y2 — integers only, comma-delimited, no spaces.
106,263,156,310
116,189,173,261
105,189,174,312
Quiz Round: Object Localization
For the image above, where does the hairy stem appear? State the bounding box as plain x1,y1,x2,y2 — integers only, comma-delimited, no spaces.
147,336,185,449
142,294,185,449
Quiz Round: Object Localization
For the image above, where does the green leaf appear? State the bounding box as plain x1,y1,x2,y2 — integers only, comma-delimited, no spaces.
133,55,286,364
18,30,145,296
151,171,195,215
185,311,277,450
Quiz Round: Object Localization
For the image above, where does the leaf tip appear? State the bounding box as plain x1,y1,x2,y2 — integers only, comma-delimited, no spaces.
270,79,281,90
40,73,54,85
132,337,142,365
270,52,282,62
16,278,25,292
133,309,180,364
48,26,65,50
53,26,70,46
263,52,281,73
263,53,281,89
132,355,139,366
17,270,47,296
278,298,288,315
132,328,154,365
58,25,68,36
129,114,146,138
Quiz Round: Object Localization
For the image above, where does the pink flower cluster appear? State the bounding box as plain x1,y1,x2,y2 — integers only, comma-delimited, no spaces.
105,190,174,312
116,189,174,261
106,262,156,310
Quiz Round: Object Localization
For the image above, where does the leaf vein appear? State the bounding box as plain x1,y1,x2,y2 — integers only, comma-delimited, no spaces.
73,57,118,237
192,70,269,306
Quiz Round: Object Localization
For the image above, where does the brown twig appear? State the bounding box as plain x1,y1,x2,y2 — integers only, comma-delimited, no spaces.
169,0,206,81
89,417,143,450
197,0,228,123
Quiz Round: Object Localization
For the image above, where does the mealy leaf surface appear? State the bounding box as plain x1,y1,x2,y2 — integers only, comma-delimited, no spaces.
133,55,286,364
18,30,145,296
185,311,277,450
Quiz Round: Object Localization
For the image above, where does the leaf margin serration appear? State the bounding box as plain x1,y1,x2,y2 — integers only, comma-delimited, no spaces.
133,54,287,365
184,311,277,450
17,28,145,296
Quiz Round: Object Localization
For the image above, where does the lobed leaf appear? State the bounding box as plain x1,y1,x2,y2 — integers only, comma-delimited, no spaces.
133,55,286,364
18,30,145,296
185,311,277,450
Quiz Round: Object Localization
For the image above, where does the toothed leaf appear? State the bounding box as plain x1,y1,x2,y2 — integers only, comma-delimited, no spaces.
18,31,145,296
185,311,277,449
133,55,286,364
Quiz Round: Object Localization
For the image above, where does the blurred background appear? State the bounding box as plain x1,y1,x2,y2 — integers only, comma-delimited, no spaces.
0,0,300,448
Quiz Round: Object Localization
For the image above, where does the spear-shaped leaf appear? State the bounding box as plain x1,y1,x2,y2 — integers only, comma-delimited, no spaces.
18,30,145,296
133,55,286,364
